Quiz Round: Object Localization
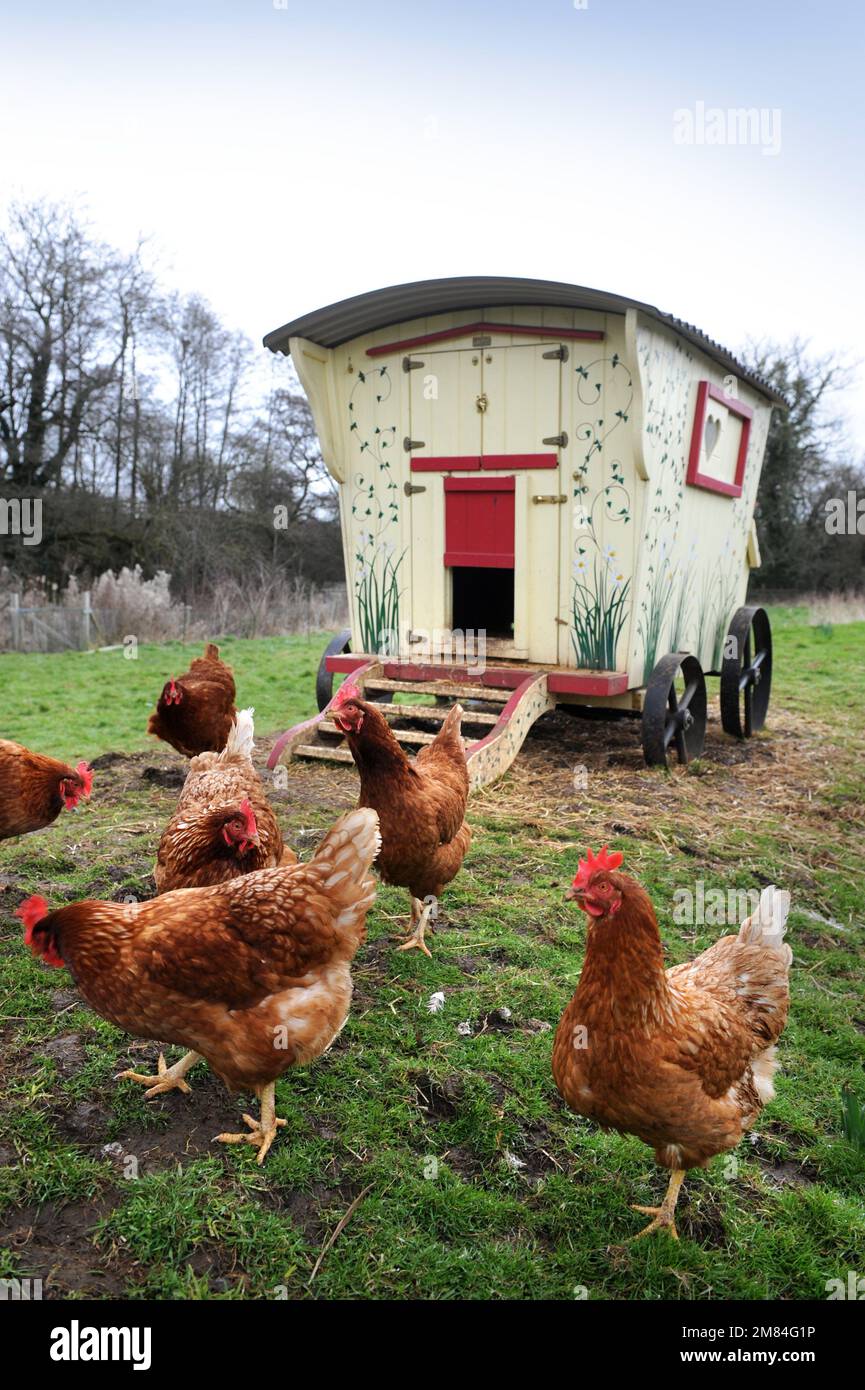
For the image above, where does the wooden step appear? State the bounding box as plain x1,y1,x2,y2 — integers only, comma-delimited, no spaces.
365,678,511,703
319,720,479,748
369,701,499,726
294,743,355,763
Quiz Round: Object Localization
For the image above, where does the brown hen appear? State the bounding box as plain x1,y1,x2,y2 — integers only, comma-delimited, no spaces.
0,739,92,840
147,642,237,757
154,709,296,892
18,807,380,1162
552,846,792,1239
329,684,471,955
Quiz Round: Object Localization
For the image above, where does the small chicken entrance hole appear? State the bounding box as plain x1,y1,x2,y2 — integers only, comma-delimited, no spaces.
450,566,514,640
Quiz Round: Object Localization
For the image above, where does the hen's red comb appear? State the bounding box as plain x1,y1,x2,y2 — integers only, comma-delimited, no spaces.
16,894,50,938
16,895,64,967
76,761,93,797
331,681,361,709
573,845,624,890
239,797,258,838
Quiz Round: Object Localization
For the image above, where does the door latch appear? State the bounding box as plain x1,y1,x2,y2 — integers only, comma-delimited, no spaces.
475,393,489,414
532,494,567,504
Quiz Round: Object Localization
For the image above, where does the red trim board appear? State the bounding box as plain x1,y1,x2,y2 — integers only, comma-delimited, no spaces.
325,655,630,696
410,453,558,472
366,320,604,357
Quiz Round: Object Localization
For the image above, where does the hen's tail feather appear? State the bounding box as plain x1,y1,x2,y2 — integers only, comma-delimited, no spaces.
221,708,255,761
432,701,466,757
738,885,793,968
204,642,220,661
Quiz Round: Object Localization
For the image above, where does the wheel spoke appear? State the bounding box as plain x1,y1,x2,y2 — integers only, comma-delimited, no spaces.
744,682,752,738
678,679,699,710
674,728,688,763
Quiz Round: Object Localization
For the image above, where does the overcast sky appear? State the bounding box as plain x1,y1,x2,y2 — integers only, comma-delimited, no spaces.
2,0,863,447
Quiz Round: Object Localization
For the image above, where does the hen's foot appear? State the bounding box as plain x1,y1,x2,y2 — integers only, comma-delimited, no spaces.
396,900,434,958
117,1049,201,1099
628,1168,686,1241
629,1204,679,1240
216,1084,286,1164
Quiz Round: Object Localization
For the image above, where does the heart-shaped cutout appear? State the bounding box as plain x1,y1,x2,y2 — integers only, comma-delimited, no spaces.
704,414,721,459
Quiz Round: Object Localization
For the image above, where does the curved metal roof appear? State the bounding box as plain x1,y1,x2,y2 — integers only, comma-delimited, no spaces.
263,276,785,405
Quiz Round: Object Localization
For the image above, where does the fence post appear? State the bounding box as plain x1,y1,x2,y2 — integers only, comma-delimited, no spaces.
183,604,191,642
82,591,92,650
10,593,20,651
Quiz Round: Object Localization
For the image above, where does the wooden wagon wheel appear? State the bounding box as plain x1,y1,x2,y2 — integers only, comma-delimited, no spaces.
641,652,707,768
316,630,352,711
720,605,772,738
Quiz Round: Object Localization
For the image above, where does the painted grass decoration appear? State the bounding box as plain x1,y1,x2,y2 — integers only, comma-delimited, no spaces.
638,559,675,684
571,560,630,670
355,543,404,655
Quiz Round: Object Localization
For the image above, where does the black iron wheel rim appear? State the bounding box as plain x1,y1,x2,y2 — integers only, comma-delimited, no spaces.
720,606,772,738
642,652,708,767
316,629,352,712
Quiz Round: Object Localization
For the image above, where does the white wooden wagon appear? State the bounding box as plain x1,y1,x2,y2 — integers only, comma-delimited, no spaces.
264,278,783,786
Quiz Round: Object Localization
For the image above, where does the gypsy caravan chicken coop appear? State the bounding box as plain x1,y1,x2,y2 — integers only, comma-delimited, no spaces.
264,278,784,785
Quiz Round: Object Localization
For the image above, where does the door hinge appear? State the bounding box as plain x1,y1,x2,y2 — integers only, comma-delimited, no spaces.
403,437,425,451
543,344,569,361
406,630,425,644
472,334,492,347
403,356,425,371
555,617,569,626
404,481,426,496
542,432,568,448
532,494,567,504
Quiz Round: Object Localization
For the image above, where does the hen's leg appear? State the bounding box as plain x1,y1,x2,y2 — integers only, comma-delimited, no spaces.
630,1168,686,1240
396,898,434,958
216,1082,286,1165
118,1050,202,1099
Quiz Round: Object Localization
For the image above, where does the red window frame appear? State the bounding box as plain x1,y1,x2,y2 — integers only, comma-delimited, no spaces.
686,380,753,498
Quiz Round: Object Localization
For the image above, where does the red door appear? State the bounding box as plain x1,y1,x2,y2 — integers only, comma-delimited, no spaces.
444,476,515,569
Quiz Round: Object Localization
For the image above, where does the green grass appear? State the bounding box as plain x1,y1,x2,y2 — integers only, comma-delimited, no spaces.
0,613,864,1300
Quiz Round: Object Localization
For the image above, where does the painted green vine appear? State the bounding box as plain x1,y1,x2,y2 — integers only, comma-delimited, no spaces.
348,366,404,654
571,355,633,670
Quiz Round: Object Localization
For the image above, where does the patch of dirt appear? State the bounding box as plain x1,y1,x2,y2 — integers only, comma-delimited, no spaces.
677,1198,729,1246
0,1196,132,1298
47,1045,253,1172
51,987,82,1012
412,1072,464,1120
439,1144,484,1180
140,765,185,790
88,751,133,771
759,1158,820,1187
41,1032,89,1076
511,1119,569,1181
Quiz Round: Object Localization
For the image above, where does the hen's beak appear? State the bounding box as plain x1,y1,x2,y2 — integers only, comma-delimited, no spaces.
564,884,581,902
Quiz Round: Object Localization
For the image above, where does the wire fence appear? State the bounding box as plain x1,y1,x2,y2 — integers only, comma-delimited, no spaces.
0,583,348,653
